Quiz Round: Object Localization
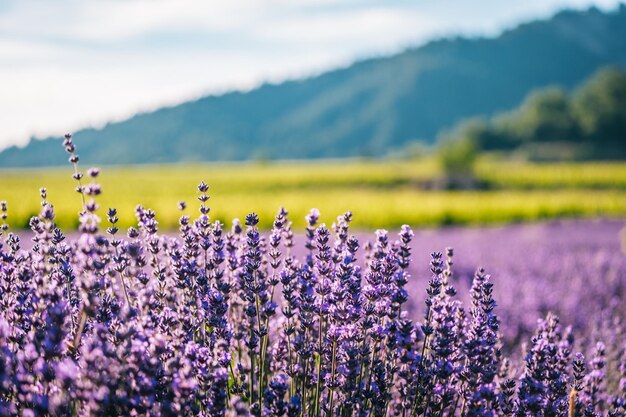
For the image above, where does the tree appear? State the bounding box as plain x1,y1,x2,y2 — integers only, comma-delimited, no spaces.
572,67,626,156
436,135,479,189
437,67,626,160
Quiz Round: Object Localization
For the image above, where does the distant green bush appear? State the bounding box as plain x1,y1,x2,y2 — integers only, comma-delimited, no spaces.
436,136,479,189
444,67,626,160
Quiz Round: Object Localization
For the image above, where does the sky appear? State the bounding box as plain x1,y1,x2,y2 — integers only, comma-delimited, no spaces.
0,0,622,151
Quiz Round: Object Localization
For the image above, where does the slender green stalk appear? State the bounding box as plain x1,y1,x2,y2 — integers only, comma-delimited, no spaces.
113,246,132,308
410,305,434,417
72,309,88,353
250,351,255,406
357,334,370,390
300,327,309,416
314,299,326,416
254,295,264,413
69,158,86,210
327,340,337,417
448,363,468,417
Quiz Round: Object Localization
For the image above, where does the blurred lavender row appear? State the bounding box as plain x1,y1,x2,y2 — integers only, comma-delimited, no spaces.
383,219,626,348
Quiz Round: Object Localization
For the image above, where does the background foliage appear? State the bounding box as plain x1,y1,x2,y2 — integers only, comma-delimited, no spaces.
445,67,626,159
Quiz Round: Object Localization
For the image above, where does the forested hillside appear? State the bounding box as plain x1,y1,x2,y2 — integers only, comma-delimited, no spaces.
1,5,625,166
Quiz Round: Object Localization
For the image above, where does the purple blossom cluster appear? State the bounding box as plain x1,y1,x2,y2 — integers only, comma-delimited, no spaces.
0,134,624,416
396,220,626,350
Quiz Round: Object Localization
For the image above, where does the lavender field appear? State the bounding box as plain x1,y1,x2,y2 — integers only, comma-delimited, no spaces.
395,219,625,347
0,135,625,416
5,1,626,415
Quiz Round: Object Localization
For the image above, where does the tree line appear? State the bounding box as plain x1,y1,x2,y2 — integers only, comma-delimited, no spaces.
441,67,626,160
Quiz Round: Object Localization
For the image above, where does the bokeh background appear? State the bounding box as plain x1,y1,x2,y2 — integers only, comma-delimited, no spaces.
0,0,625,229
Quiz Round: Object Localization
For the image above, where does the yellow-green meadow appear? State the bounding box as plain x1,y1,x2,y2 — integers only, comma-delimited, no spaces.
1,159,625,230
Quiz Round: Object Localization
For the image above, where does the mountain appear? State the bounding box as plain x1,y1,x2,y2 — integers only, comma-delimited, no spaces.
2,5,626,167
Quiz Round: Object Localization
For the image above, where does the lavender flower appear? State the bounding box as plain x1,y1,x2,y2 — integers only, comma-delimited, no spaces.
0,135,622,416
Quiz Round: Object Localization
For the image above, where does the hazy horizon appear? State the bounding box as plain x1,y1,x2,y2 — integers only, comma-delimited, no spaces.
1,0,622,151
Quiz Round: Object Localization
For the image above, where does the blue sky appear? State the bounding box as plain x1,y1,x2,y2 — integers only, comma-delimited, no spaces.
0,0,622,150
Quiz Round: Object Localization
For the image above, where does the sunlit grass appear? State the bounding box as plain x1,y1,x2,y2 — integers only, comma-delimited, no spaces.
476,160,626,189
1,159,626,230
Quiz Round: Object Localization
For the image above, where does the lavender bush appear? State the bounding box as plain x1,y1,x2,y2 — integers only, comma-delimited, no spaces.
397,220,626,350
0,134,624,416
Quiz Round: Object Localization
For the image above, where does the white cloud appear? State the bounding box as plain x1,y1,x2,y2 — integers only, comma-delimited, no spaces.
0,41,346,147
0,0,269,44
255,8,435,46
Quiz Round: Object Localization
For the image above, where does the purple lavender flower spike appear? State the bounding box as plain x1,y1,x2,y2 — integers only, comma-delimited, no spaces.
0,135,623,416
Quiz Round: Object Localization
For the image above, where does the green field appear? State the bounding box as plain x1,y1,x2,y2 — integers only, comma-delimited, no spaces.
1,159,626,230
